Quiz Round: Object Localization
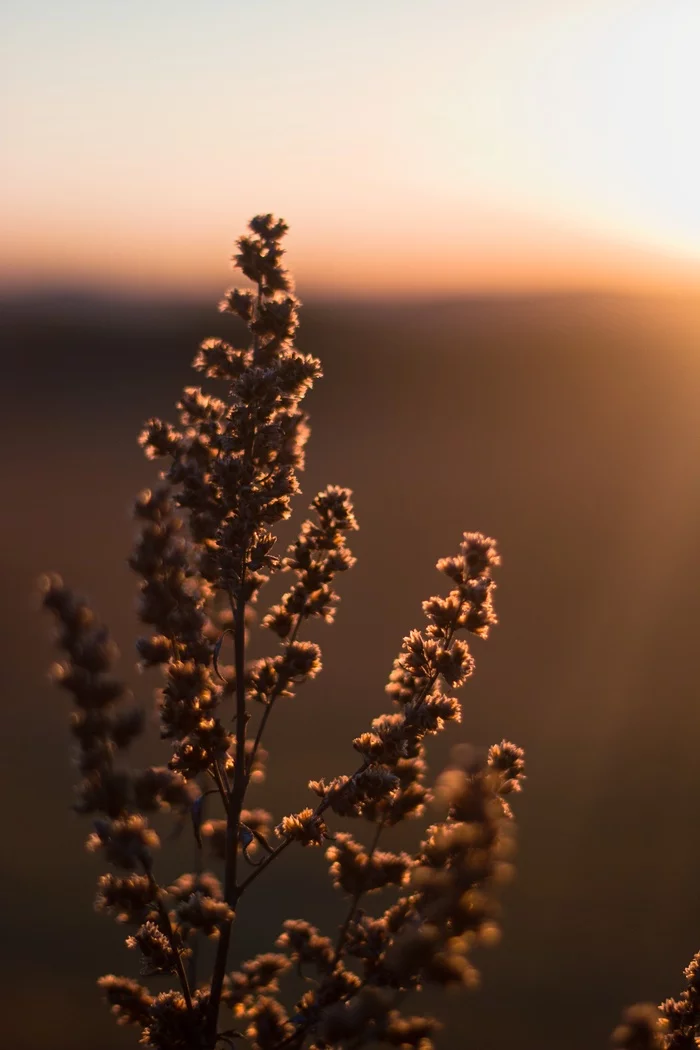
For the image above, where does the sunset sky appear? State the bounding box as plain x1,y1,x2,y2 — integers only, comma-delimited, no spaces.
3,0,700,297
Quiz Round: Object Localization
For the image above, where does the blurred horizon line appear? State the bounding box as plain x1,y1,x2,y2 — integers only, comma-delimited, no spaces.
5,282,700,312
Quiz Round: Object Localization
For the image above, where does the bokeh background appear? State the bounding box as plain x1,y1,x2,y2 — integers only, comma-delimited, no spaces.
4,2,700,1049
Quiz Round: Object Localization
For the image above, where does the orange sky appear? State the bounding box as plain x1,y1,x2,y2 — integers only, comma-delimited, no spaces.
3,0,700,297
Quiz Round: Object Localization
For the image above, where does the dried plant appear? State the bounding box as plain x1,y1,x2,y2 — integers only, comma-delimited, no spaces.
612,952,700,1049
41,215,525,1050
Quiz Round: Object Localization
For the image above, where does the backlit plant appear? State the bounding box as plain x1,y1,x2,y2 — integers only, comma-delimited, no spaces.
41,215,525,1050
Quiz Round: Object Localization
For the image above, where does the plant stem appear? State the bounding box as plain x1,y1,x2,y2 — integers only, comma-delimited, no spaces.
235,760,371,899
212,759,231,807
235,837,294,897
188,786,207,994
207,571,249,1042
207,277,264,1044
246,613,303,779
144,868,194,1015
331,816,386,969
247,701,274,779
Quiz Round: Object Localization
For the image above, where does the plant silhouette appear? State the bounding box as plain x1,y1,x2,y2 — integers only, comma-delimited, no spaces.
41,215,525,1050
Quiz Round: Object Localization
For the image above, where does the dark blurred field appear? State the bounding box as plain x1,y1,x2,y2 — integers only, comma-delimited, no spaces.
4,291,700,1049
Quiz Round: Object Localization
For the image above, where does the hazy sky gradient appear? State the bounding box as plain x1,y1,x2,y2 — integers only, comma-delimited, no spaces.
4,0,700,295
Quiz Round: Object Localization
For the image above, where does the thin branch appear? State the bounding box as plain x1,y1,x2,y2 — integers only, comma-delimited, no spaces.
331,816,386,969
211,758,231,808
207,571,249,1039
247,700,275,778
213,628,235,683
289,614,303,645
235,836,294,897
246,612,303,778
274,976,376,1050
144,866,194,1015
207,275,265,1043
235,760,371,898
188,789,206,992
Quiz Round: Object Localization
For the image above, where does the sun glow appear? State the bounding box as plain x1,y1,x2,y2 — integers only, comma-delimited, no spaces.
2,0,700,295
494,3,700,259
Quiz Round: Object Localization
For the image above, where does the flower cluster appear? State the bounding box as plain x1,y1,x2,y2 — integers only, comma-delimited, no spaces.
41,215,523,1050
40,573,197,876
41,574,141,784
300,531,502,850
326,834,414,894
260,534,523,1049
263,484,358,638
615,950,700,1049
659,953,700,1047
223,953,291,1010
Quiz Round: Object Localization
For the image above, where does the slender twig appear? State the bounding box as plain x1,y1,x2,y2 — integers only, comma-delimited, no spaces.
207,571,249,1040
188,790,206,992
275,974,378,1050
236,837,294,897
235,760,371,898
261,818,388,1050
143,866,194,1015
247,701,274,777
211,758,231,808
289,614,303,645
246,612,304,778
213,628,235,683
207,277,266,1044
331,816,386,969
247,807,388,1049
314,760,370,819
247,612,462,925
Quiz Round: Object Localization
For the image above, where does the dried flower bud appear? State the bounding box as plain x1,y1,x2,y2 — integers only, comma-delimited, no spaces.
126,920,177,976
174,892,234,938
276,919,334,971
97,974,153,1027
95,873,156,925
133,767,199,813
142,989,210,1050
433,640,474,686
326,833,413,895
460,532,500,577
240,952,291,992
276,808,328,846
245,996,292,1050
167,871,223,902
487,740,526,794
86,815,159,870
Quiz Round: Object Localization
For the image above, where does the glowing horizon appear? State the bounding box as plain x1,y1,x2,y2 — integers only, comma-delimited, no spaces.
4,0,700,297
